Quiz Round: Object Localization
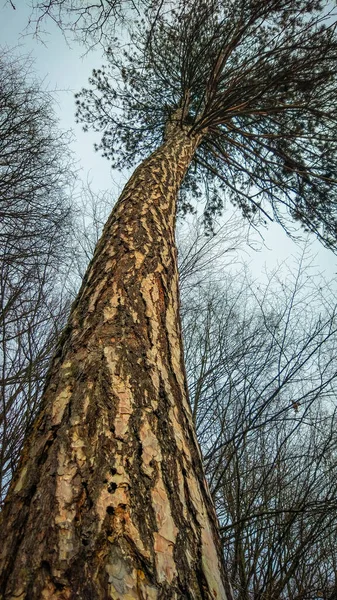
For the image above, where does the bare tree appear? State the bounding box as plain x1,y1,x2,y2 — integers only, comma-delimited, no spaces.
183,251,337,599
0,52,74,264
70,183,116,287
0,51,74,503
23,0,160,47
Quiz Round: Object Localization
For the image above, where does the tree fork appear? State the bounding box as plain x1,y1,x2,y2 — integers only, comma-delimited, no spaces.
0,123,231,599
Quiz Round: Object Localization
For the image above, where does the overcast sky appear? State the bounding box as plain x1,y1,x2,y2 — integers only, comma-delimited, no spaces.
1,0,337,284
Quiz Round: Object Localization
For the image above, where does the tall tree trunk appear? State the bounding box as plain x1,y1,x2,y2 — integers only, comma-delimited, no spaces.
0,123,232,599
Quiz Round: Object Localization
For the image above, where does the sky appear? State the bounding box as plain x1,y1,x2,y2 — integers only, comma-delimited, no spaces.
1,0,337,285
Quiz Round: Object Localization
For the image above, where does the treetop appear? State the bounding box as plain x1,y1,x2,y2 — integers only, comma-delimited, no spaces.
75,0,337,249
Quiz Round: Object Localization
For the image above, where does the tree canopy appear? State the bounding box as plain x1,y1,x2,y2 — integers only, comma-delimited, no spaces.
75,0,337,247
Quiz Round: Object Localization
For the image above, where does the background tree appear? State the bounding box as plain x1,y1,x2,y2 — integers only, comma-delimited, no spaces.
25,0,158,47
0,50,74,503
70,183,118,289
182,252,337,599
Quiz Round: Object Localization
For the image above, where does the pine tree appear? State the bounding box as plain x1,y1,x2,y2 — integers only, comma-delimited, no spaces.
77,0,337,244
1,0,336,598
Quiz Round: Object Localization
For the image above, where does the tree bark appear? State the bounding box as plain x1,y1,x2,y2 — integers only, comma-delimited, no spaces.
0,123,232,599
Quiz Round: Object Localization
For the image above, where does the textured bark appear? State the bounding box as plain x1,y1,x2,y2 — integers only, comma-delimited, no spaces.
0,123,232,599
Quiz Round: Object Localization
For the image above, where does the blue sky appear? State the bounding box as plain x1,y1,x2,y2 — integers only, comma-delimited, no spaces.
1,0,337,283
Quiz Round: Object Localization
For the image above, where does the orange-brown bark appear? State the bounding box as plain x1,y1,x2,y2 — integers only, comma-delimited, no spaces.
0,123,232,599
